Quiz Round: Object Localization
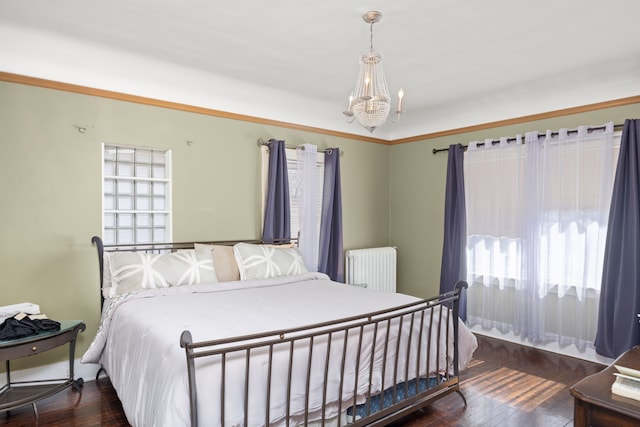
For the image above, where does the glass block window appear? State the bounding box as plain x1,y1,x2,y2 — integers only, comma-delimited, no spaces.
103,145,171,245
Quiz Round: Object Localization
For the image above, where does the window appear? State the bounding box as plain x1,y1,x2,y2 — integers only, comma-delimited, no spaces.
464,125,620,349
285,147,324,240
102,144,171,245
261,146,324,240
465,129,620,296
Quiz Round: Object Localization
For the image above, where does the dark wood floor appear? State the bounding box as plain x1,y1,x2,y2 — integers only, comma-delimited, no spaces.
0,335,604,426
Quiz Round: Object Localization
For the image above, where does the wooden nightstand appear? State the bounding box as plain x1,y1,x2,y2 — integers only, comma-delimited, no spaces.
571,346,640,426
0,320,86,421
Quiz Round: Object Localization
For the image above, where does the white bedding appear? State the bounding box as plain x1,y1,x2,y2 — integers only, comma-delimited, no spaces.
82,272,477,427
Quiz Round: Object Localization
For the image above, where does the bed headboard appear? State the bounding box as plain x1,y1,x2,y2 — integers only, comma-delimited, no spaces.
91,235,297,309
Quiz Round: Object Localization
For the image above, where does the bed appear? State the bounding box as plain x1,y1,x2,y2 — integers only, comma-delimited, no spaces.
82,236,477,427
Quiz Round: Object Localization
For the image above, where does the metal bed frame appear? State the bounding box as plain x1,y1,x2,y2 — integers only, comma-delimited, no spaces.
92,236,468,426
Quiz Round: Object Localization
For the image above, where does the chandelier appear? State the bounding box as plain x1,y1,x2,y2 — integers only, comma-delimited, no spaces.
343,10,404,133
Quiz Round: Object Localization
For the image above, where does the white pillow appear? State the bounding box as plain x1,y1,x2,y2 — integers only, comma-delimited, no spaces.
233,243,307,280
108,248,218,296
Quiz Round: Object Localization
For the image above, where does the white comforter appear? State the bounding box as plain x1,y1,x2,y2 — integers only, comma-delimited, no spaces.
82,272,477,427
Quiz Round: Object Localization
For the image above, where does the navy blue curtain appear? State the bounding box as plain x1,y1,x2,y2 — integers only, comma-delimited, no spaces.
595,119,640,358
318,148,344,282
262,139,291,243
439,144,467,320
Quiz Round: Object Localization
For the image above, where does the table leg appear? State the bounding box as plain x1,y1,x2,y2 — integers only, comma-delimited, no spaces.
574,398,591,427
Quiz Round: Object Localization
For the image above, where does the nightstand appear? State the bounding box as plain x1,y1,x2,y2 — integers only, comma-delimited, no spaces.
0,320,86,421
571,345,640,426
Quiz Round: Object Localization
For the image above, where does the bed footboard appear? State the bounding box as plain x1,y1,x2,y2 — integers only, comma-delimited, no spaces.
180,281,468,427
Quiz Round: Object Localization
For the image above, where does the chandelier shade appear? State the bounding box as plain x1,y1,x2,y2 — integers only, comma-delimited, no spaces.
343,11,403,133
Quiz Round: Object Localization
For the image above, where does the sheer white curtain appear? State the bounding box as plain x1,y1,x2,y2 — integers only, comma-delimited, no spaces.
296,144,319,271
465,123,616,350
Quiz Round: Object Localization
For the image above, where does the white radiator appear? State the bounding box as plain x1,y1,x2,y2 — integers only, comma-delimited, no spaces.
345,247,397,292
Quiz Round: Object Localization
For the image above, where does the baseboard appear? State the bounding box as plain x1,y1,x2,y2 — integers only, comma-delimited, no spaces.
0,359,101,386
470,325,614,366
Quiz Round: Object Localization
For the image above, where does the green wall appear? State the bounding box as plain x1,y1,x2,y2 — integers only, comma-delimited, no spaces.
0,81,390,369
389,102,640,299
2,78,638,371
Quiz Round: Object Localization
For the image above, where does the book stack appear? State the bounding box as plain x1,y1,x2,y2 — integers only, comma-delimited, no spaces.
612,365,640,401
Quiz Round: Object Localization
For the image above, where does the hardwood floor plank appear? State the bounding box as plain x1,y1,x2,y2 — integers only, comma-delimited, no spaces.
389,335,604,427
0,335,604,426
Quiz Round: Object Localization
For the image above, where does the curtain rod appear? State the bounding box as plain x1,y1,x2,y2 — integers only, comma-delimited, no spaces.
431,123,624,154
257,138,343,155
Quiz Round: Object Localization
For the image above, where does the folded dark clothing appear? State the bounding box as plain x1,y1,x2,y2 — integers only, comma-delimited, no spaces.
0,316,61,341
0,317,39,340
30,318,61,332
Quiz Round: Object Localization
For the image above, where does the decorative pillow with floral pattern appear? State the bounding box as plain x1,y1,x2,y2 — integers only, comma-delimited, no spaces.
233,243,307,280
108,248,217,296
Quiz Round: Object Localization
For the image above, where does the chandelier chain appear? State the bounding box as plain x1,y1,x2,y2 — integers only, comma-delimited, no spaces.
369,21,374,52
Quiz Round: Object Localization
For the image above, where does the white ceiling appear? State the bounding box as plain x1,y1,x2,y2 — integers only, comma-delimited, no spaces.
1,0,639,140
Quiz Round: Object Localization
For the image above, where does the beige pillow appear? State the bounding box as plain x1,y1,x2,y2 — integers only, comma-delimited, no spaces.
262,243,296,249
194,244,241,282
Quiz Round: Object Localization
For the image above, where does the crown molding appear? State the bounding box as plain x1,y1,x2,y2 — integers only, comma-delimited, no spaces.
0,71,389,145
390,95,640,145
2,72,638,146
